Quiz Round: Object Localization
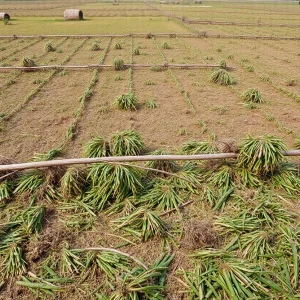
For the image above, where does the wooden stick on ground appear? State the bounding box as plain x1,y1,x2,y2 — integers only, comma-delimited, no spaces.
0,63,221,72
0,151,300,172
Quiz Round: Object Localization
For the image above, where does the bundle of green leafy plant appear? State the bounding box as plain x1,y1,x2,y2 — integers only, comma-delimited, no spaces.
44,42,56,52
84,136,110,157
115,93,137,110
179,249,291,299
110,130,144,156
83,163,143,210
111,206,169,241
21,57,35,67
182,140,218,154
133,47,140,55
114,43,122,50
219,60,227,69
110,253,174,299
91,42,100,51
243,88,263,104
238,135,286,176
162,42,171,49
210,69,235,85
114,58,125,70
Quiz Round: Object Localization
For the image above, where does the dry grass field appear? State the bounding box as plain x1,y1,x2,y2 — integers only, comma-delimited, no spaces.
0,1,300,299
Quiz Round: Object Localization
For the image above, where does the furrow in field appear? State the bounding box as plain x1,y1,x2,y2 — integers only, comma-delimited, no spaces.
103,37,132,65
65,38,111,65
0,71,51,116
152,36,215,138
0,38,40,64
0,70,92,161
178,37,298,145
133,69,203,150
183,36,300,95
171,68,291,144
0,39,86,117
231,68,299,143
156,36,206,64
63,69,130,158
132,37,166,64
260,39,300,57
0,39,46,66
212,38,300,95
34,37,69,65
0,38,68,93
0,38,33,58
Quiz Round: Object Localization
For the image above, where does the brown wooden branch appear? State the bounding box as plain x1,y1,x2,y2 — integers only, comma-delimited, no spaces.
0,63,221,72
186,19,300,28
0,33,298,40
0,151,300,172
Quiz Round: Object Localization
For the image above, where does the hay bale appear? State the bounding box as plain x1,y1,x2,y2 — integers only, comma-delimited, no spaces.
0,13,10,20
64,9,83,20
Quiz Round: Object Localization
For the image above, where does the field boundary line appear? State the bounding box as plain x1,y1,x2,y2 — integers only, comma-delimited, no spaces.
0,33,299,40
1,151,300,171
0,63,222,72
185,19,300,28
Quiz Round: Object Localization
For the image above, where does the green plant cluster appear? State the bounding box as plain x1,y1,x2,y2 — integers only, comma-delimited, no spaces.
1,134,300,298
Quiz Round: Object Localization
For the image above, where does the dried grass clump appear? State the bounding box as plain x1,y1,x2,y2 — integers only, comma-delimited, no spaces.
285,78,296,86
44,42,56,53
182,220,219,250
243,88,263,104
115,43,122,50
162,42,171,49
21,57,35,67
133,47,140,55
210,69,235,86
219,60,227,69
114,58,125,71
91,42,100,51
144,99,157,109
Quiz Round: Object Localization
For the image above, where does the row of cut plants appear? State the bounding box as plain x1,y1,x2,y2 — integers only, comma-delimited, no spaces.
0,131,300,298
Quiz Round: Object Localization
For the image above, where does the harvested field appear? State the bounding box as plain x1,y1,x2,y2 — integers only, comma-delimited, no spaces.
1,1,300,299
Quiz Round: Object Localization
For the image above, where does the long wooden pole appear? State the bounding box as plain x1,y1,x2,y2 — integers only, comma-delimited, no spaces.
186,20,300,28
0,33,192,39
0,33,299,40
0,63,221,72
0,151,300,172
